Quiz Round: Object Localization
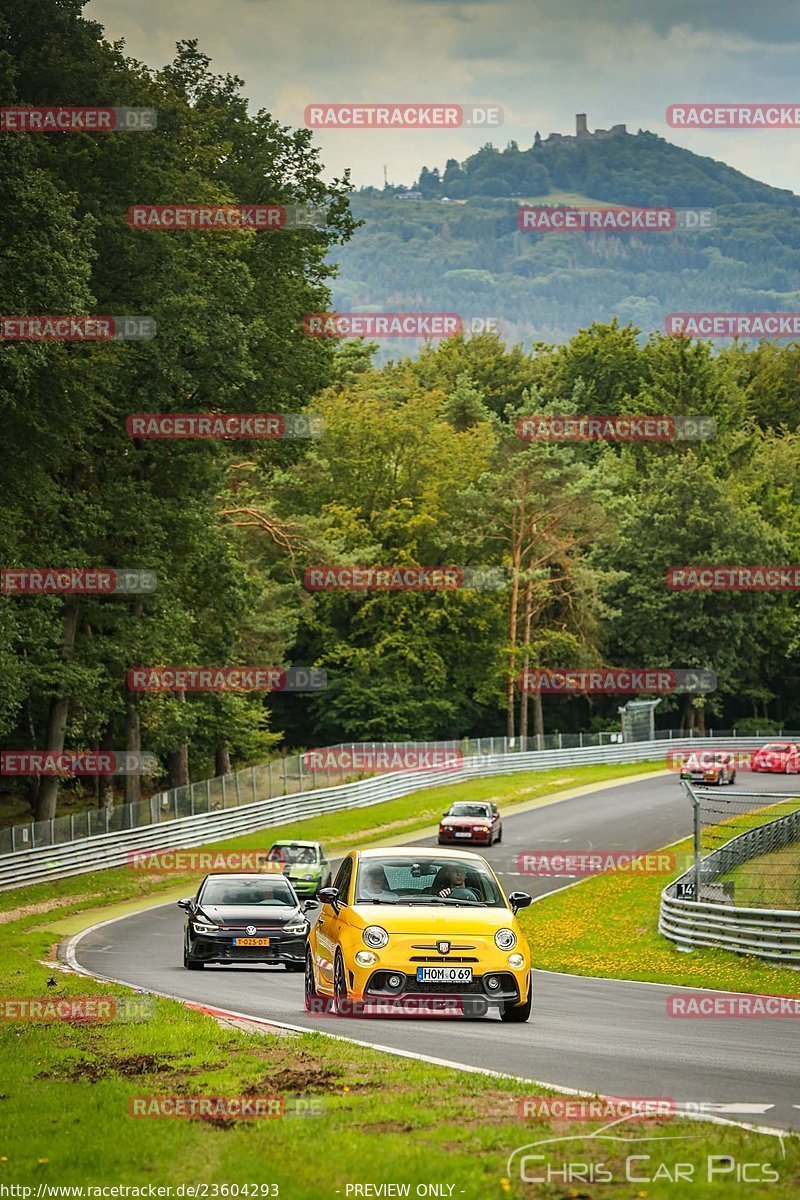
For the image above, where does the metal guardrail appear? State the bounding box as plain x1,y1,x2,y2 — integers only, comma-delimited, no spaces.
5,728,796,857
660,799,800,963
0,735,783,893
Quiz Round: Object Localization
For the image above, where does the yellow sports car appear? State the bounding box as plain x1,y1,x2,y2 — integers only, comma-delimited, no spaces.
305,846,533,1021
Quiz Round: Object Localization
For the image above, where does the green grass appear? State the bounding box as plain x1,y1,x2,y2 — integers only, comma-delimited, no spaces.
521,801,800,993
721,841,800,910
1,915,797,1195
0,760,666,917
1,760,798,1193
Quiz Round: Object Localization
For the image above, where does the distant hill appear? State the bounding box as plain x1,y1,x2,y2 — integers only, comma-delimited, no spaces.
329,125,800,353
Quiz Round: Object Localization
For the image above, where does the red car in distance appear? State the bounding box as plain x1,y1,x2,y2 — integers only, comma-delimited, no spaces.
438,801,502,846
750,742,800,774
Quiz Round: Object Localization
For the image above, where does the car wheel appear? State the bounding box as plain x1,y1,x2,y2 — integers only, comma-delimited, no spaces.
184,944,204,970
500,975,532,1023
304,950,320,1011
496,826,502,844
333,951,351,1016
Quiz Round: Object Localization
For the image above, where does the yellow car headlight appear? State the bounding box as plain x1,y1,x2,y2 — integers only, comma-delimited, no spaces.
363,925,389,949
494,927,517,950
508,953,525,969
355,951,377,966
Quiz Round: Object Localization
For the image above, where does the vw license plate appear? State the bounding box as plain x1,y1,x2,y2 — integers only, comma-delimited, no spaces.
416,967,473,983
233,937,270,946
454,831,472,838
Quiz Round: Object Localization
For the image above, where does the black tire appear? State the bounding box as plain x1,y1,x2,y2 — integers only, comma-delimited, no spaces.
500,975,532,1023
184,944,204,970
304,950,320,1011
333,951,350,1016
729,771,737,785
496,826,502,844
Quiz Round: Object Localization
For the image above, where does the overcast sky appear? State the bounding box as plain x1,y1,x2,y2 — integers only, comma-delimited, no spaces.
88,0,800,193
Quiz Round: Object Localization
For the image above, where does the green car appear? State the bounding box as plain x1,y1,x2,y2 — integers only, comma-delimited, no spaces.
266,840,332,897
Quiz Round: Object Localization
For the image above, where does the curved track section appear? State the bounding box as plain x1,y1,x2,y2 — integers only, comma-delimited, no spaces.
70,773,800,1132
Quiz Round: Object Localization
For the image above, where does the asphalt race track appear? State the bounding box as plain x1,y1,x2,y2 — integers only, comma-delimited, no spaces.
71,772,800,1132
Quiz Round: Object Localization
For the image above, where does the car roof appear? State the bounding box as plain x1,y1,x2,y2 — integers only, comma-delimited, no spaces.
201,872,292,880
269,840,320,847
356,845,485,862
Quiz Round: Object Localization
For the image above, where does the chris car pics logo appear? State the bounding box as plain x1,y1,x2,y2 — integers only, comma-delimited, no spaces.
506,1114,784,1186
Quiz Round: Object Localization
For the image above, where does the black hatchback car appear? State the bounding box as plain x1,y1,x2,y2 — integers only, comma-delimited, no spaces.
179,872,314,970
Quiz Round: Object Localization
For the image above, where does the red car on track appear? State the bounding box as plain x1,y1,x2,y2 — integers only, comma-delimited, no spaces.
750,742,800,774
438,801,502,846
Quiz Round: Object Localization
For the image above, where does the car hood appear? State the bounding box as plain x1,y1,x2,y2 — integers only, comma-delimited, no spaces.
441,815,491,825
348,903,515,935
284,864,321,876
198,905,300,924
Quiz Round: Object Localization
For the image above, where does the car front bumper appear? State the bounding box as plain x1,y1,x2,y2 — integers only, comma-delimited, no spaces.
188,932,306,965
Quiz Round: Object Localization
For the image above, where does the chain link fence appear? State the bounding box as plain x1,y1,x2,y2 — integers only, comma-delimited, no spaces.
2,729,799,857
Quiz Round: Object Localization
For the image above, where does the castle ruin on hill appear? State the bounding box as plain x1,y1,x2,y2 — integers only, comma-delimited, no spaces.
539,114,627,144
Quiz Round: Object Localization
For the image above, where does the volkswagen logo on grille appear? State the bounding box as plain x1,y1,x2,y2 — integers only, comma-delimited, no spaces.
246,925,257,936
437,940,451,955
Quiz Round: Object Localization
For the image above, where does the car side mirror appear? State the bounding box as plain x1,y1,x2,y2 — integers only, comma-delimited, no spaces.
317,886,341,912
508,891,532,913
301,899,318,912
177,898,193,910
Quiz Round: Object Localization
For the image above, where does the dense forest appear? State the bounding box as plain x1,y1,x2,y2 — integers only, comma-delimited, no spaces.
1,2,799,824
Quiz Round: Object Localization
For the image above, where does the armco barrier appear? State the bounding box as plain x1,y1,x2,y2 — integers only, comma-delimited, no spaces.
0,736,780,892
659,803,800,963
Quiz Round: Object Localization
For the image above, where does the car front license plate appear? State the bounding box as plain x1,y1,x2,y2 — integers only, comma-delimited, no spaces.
416,967,473,983
233,937,270,946
454,831,472,838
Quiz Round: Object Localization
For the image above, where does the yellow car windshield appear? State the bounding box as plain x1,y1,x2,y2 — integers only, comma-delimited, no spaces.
355,858,504,906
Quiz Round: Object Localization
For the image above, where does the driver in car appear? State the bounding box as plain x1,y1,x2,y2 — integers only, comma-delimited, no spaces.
436,865,480,901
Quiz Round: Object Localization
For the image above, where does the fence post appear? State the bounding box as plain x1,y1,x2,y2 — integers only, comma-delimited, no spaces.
252,765,258,804
298,753,305,792
206,779,211,810
282,755,288,795
558,732,563,750
221,775,228,809
579,732,583,748
173,790,178,819
235,772,242,807
105,807,109,834
70,813,75,841
190,784,195,817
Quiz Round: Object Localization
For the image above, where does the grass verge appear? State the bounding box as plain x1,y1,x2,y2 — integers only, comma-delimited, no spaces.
1,925,797,1195
521,806,800,993
0,761,666,918
1,762,798,1194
